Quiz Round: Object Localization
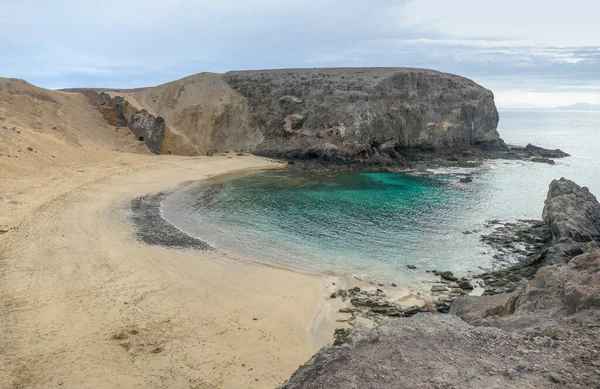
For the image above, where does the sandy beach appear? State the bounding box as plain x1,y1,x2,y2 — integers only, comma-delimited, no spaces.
0,153,336,389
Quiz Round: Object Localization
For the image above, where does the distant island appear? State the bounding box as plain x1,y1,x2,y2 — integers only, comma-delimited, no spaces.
553,102,600,110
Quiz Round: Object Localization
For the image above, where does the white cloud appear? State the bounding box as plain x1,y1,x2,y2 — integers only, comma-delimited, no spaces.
402,0,600,47
0,0,598,108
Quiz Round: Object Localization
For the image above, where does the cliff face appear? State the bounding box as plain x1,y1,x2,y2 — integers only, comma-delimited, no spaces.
107,68,501,160
223,68,501,161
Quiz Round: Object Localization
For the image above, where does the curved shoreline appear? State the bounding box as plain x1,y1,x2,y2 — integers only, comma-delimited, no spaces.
0,154,339,389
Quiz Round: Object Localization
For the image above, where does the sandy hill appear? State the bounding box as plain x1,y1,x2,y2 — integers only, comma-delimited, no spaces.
0,78,148,178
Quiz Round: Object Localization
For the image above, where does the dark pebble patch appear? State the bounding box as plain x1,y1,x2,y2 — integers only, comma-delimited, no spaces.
128,192,211,250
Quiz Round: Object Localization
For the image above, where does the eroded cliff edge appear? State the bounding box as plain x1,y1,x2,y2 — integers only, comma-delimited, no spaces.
278,178,600,389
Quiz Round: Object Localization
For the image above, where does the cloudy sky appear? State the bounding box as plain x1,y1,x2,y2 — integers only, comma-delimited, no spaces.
1,0,599,108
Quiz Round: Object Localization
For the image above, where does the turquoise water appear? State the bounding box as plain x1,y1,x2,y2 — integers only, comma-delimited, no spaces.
161,110,600,286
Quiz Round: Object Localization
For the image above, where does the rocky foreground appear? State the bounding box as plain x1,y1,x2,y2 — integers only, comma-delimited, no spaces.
279,178,600,389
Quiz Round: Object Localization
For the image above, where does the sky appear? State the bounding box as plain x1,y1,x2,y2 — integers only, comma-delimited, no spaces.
1,0,599,108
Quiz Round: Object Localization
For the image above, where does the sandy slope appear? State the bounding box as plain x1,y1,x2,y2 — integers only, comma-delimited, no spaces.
0,153,335,389
0,78,149,179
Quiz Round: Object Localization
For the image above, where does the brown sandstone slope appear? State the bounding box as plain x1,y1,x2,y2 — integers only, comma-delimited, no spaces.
0,78,149,178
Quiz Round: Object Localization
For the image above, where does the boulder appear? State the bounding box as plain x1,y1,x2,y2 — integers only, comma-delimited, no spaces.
542,178,600,264
128,110,167,154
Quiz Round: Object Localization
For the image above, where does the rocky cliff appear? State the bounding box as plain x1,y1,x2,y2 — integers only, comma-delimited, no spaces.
222,68,501,161
278,179,600,389
542,178,600,265
78,68,502,161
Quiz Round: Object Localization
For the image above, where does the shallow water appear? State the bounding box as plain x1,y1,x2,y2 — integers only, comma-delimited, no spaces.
161,110,600,286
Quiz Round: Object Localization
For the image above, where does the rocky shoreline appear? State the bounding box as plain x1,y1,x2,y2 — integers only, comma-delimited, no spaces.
283,142,570,173
279,178,600,389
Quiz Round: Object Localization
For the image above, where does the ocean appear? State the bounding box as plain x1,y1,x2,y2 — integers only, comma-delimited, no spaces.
160,110,600,287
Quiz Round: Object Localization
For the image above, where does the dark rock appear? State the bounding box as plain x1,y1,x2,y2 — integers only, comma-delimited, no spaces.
434,270,458,281
431,285,448,293
128,110,166,155
531,157,555,165
26,147,33,151
333,328,351,346
350,286,361,294
128,193,210,250
435,303,451,313
525,143,570,158
458,280,474,290
82,91,166,154
406,264,417,269
542,178,600,265
460,176,474,183
81,91,131,127
223,68,503,163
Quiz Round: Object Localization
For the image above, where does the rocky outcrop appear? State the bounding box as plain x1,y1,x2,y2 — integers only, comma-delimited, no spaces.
80,91,135,127
476,178,600,294
82,92,166,154
451,250,600,330
223,68,502,161
128,110,166,154
542,178,600,264
279,313,598,389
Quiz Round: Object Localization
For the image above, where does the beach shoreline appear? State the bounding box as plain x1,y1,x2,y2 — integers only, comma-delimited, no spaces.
0,153,340,389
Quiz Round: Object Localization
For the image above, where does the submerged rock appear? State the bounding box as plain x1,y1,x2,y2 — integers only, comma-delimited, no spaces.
433,270,458,281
